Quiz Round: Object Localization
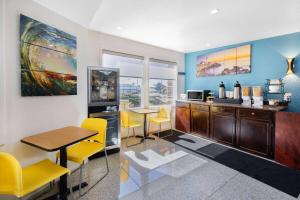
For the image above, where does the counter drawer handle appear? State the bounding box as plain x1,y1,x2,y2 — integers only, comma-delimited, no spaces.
251,112,255,116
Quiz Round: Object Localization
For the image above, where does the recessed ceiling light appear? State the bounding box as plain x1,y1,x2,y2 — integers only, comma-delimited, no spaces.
206,43,211,47
210,9,219,14
116,26,122,30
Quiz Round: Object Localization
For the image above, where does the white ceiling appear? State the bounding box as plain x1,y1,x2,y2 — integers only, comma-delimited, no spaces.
34,0,300,53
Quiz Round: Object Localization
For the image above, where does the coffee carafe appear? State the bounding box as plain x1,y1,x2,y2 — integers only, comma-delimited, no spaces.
219,81,225,99
234,81,241,99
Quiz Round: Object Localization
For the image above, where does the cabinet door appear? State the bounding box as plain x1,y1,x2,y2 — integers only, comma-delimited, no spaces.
191,110,209,138
275,112,300,170
211,113,235,146
175,107,190,133
237,118,272,157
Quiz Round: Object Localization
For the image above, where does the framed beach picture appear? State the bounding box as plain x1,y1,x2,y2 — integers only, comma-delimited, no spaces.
236,45,251,74
196,44,251,77
20,14,77,96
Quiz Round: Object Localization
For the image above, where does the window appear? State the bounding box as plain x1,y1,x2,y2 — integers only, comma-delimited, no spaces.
102,50,144,108
149,79,175,105
120,77,142,107
149,59,177,106
102,51,178,107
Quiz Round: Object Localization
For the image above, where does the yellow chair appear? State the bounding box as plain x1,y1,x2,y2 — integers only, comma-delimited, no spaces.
0,152,70,199
148,107,173,138
120,111,143,147
56,118,108,197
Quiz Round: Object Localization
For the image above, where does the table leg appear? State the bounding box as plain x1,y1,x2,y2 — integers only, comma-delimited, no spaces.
59,148,68,200
141,114,155,142
42,148,88,200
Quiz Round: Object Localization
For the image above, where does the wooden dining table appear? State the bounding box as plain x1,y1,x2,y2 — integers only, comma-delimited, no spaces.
21,126,97,200
130,108,159,142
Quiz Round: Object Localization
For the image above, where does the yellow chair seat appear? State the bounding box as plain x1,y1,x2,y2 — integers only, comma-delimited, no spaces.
149,117,170,124
22,159,70,197
122,121,142,128
57,141,105,164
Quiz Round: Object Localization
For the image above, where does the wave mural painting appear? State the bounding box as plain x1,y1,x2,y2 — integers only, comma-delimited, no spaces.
20,14,77,96
196,44,251,77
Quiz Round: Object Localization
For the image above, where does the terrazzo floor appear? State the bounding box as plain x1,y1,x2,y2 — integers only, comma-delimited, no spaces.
28,134,300,200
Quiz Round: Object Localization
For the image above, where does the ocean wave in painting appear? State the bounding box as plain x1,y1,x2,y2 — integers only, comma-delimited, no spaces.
20,14,77,96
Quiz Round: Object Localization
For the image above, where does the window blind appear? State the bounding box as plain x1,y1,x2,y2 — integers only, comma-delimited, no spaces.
149,58,177,80
102,50,144,77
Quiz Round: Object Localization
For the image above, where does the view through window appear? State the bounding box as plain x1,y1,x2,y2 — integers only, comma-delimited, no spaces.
149,79,175,105
102,50,144,108
120,77,142,107
149,59,177,106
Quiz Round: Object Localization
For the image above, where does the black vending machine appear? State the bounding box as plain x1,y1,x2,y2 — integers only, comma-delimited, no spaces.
87,67,120,152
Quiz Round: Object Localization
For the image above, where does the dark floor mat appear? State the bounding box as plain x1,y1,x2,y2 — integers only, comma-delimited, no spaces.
155,130,300,198
196,143,229,158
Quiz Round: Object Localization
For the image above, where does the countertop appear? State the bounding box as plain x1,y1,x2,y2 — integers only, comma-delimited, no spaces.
176,100,287,112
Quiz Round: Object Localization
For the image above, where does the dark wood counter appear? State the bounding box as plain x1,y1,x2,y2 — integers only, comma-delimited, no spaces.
176,100,287,158
176,100,287,112
275,112,300,170
175,101,191,133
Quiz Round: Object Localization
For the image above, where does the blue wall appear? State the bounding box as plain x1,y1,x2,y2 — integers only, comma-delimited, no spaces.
185,32,300,112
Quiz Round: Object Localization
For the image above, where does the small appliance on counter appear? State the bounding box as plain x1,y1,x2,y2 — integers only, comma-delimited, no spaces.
187,90,210,101
219,81,225,99
233,81,241,99
206,92,215,103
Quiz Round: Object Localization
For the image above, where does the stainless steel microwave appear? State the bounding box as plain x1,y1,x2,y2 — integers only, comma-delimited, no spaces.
187,90,210,101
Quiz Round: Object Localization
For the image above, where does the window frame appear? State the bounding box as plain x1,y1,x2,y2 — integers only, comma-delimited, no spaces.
101,49,178,108
148,59,177,107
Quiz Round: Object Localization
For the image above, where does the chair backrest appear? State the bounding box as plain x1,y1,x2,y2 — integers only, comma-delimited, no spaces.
81,118,107,145
0,152,23,197
120,111,129,128
158,107,169,119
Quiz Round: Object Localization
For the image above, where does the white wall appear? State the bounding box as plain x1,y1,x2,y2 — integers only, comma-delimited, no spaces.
87,30,184,70
0,0,6,146
2,0,91,166
1,0,184,166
